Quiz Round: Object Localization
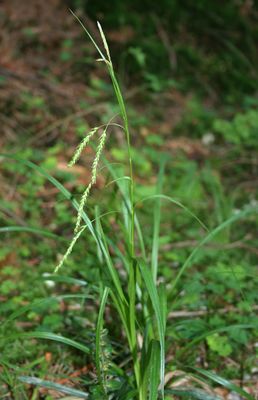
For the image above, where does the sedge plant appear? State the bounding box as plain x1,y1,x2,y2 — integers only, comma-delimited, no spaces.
54,13,165,399
1,13,257,400
49,14,256,400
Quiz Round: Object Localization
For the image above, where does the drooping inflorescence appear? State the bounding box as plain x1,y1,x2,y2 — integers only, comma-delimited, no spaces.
74,126,107,233
68,127,99,167
54,225,86,273
55,122,109,272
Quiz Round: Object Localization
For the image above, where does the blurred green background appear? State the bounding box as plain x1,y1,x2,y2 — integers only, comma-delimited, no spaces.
0,0,257,398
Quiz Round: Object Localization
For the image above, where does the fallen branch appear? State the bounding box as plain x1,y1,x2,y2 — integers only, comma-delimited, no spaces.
168,304,258,319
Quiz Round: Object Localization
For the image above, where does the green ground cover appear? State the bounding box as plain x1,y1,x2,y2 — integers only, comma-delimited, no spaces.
0,1,257,398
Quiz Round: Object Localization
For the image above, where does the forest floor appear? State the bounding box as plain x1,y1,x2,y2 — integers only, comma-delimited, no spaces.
0,1,257,399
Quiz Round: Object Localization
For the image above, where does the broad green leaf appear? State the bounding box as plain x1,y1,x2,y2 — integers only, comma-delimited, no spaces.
206,334,232,357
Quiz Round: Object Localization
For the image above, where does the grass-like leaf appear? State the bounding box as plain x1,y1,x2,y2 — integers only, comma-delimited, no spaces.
0,225,64,240
0,154,98,241
189,367,254,400
2,332,90,354
136,194,209,233
166,387,222,399
41,274,87,286
19,376,88,398
69,9,105,62
149,340,161,400
179,323,257,356
138,259,165,399
151,161,166,282
2,294,89,328
94,209,128,312
170,205,258,294
0,155,128,297
99,142,147,259
95,287,110,391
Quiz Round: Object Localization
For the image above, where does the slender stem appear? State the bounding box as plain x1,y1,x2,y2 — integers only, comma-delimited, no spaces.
108,67,140,391
70,16,143,398
109,68,135,255
124,118,135,256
